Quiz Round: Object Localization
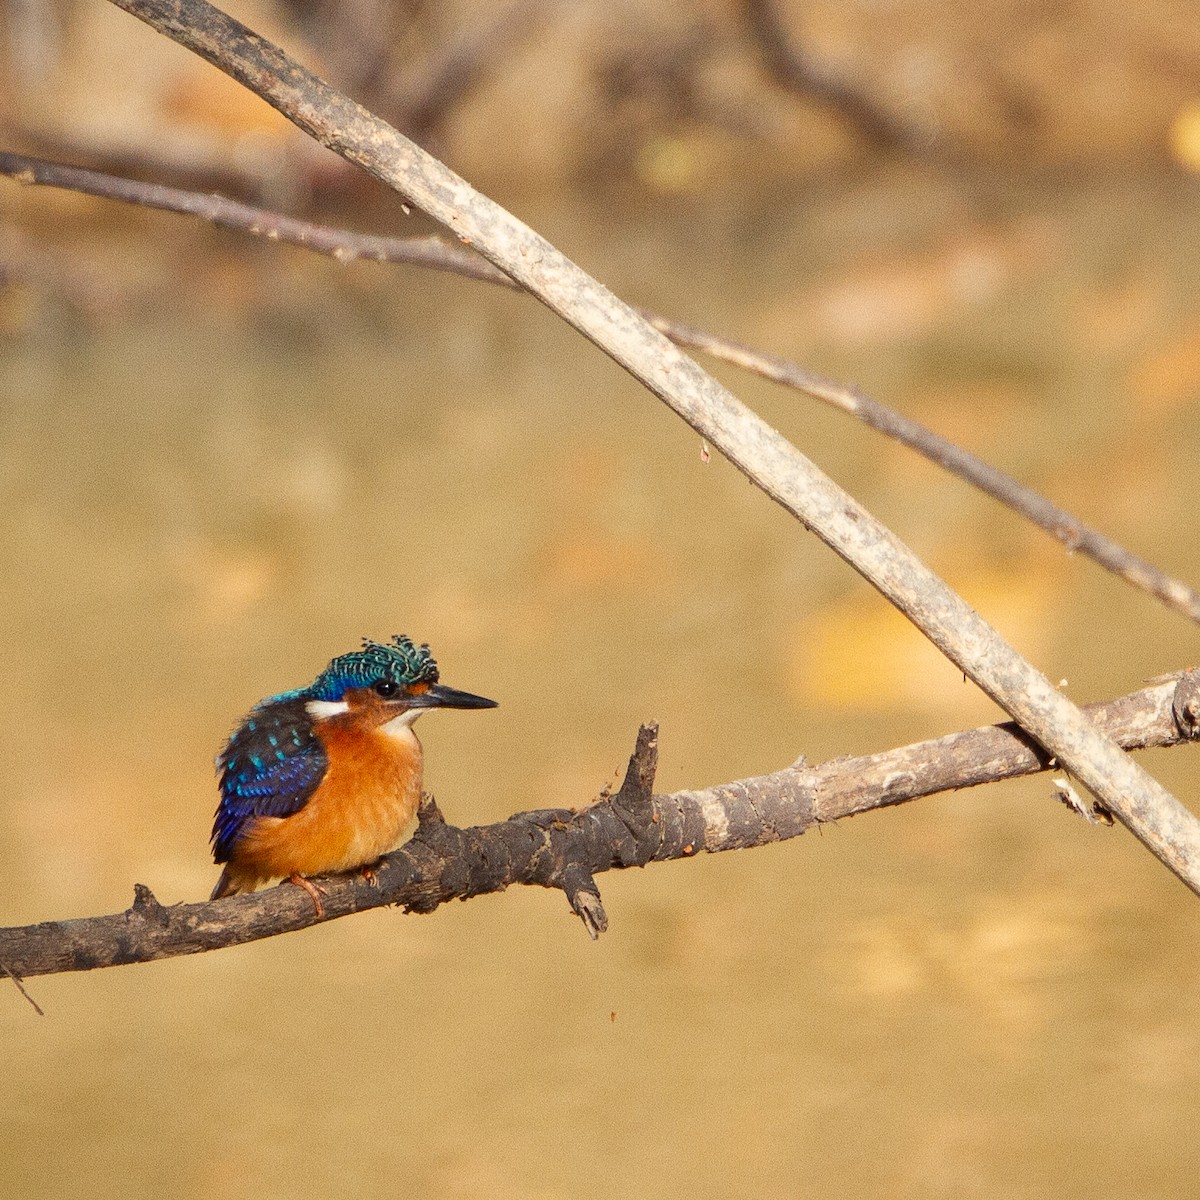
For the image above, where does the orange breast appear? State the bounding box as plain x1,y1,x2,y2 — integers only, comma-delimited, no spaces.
228,722,424,886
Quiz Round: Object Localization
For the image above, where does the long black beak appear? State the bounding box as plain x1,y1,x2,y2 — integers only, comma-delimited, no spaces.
407,683,498,710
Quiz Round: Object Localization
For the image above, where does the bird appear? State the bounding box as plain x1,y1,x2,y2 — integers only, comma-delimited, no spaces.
210,635,496,914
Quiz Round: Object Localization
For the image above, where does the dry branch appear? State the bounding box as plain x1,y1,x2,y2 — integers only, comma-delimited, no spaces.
646,315,1200,626
4,148,1197,627
0,152,511,282
1,673,1195,980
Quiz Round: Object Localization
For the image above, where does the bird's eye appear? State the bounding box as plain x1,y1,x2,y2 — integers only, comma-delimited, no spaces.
374,679,399,698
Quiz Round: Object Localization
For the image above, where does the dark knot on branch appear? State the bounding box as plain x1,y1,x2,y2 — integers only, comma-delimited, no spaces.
1171,670,1200,739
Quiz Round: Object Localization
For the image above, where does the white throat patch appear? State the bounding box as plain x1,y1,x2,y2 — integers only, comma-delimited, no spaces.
381,708,425,739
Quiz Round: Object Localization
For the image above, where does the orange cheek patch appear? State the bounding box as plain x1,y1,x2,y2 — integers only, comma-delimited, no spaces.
406,681,431,696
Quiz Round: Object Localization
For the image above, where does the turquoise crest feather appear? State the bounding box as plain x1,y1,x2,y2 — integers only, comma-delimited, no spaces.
308,635,439,701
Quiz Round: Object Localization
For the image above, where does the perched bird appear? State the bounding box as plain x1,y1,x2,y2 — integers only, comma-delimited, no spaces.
211,635,496,913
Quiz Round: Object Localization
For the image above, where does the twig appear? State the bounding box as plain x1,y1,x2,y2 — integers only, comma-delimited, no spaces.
75,0,1200,896
0,116,307,203
0,673,1195,979
0,958,45,1015
4,150,1197,626
0,151,511,281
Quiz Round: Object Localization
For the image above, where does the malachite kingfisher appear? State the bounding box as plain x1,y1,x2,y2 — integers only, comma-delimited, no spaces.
211,635,496,913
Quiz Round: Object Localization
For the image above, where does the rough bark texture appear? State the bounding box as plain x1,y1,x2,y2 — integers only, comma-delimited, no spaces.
1,675,1194,980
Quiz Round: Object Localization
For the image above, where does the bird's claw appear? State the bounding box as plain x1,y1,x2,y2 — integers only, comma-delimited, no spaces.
288,873,328,918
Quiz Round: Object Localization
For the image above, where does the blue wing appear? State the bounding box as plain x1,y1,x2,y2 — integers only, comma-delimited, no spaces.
212,697,327,863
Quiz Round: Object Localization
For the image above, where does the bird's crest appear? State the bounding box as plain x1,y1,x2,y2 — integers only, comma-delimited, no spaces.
308,635,440,701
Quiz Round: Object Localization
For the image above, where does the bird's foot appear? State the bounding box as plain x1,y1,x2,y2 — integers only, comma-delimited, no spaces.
358,863,381,888
288,873,328,918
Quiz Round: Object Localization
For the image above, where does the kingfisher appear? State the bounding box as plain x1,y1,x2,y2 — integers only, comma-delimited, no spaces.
210,635,496,914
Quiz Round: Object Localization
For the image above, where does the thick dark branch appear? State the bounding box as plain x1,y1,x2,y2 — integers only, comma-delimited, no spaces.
1,674,1195,980
4,150,1197,628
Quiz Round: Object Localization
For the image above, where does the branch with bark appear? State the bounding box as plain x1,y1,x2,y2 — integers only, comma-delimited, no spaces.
4,150,1196,626
2,673,1196,981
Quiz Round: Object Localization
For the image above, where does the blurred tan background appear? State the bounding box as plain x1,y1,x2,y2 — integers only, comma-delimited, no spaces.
3,1,1200,1197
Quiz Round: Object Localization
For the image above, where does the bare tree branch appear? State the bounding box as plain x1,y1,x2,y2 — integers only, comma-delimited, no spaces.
5,150,1197,628
0,957,45,1014
741,0,1039,159
0,151,511,281
1,673,1195,982
0,113,315,204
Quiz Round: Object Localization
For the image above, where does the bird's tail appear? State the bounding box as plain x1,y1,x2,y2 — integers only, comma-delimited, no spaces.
210,864,248,901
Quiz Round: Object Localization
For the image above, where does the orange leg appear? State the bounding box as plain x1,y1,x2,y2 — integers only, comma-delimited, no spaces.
287,873,329,918
358,862,382,888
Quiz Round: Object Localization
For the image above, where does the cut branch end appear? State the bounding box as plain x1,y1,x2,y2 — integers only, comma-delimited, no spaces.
561,864,608,939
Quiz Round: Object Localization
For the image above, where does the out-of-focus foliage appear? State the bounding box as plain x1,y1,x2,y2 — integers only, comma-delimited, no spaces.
5,0,1200,202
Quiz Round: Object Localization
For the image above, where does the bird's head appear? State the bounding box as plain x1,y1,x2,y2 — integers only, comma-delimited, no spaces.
303,635,497,731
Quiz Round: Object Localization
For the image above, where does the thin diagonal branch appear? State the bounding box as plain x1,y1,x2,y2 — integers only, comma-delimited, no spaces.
0,957,45,1014
0,152,512,283
1,673,1196,980
4,150,1197,626
87,0,1200,894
